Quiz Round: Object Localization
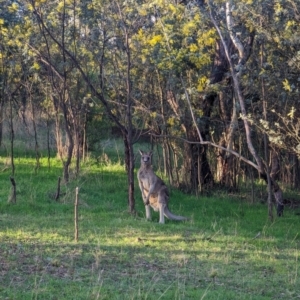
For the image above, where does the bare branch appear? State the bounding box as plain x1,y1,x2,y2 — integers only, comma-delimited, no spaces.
209,2,264,174
226,1,245,67
151,133,260,172
180,75,204,143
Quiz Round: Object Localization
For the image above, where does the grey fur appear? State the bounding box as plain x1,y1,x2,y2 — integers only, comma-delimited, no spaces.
137,150,188,224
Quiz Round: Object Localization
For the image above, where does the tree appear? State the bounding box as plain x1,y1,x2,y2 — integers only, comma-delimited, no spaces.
130,1,217,192
28,0,150,211
207,0,287,219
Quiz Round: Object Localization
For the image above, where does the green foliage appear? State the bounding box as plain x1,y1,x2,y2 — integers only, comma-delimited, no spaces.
132,1,215,75
1,0,300,208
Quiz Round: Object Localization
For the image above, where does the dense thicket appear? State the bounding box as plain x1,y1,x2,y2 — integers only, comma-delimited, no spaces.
0,0,299,215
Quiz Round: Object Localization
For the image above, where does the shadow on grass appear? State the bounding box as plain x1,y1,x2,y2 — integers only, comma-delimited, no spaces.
0,155,299,299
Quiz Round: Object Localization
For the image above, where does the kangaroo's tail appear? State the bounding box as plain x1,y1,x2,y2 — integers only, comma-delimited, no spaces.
164,206,189,221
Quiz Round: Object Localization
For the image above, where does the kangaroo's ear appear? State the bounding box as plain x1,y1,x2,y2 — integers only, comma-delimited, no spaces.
139,149,143,155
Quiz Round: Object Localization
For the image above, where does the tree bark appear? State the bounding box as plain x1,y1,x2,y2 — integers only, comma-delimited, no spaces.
209,1,284,217
180,81,215,192
9,95,15,176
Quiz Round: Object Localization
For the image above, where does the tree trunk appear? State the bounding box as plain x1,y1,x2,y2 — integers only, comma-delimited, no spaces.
30,95,40,173
0,98,4,147
9,95,15,176
46,116,51,170
62,102,74,183
123,133,135,214
186,130,214,193
210,2,284,218
292,154,300,189
216,88,238,190
211,40,238,189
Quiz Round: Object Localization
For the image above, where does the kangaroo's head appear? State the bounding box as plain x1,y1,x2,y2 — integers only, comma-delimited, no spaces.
139,150,153,167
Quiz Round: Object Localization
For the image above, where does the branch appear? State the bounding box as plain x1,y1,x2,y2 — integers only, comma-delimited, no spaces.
226,1,245,69
27,44,64,80
209,2,264,174
180,75,204,143
151,133,260,171
32,7,127,135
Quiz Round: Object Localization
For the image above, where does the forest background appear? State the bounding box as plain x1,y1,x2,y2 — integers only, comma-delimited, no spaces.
0,0,300,219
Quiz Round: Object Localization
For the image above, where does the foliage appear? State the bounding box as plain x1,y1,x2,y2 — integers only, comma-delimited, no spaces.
231,0,300,156
1,0,300,202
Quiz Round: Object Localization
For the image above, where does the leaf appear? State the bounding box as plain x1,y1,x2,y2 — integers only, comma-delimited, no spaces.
148,35,163,46
168,4,177,14
8,3,18,12
282,79,291,92
32,62,40,71
189,44,198,52
197,76,208,92
287,107,296,119
182,21,197,36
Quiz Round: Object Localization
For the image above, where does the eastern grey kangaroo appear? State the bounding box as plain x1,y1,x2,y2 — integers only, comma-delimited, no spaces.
137,150,188,224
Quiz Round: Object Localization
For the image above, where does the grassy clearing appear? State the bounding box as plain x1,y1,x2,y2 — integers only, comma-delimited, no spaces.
0,145,299,299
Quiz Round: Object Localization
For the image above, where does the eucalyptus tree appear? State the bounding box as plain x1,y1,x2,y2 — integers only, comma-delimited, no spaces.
131,0,217,192
23,0,90,182
27,0,152,211
0,0,33,174
204,0,300,218
136,0,291,217
242,0,300,188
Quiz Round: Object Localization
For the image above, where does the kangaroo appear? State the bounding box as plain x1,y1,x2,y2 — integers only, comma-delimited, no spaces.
137,150,188,224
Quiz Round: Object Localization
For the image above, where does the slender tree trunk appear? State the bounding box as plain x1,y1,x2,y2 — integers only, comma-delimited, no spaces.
30,94,40,173
216,88,238,190
82,111,87,162
62,102,74,183
46,116,51,170
261,40,274,220
122,4,135,213
0,98,4,147
61,2,73,183
75,130,80,178
210,2,284,218
9,95,15,176
292,154,300,189
123,133,135,213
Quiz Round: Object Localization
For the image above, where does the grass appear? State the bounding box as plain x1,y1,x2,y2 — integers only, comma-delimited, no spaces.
0,144,299,299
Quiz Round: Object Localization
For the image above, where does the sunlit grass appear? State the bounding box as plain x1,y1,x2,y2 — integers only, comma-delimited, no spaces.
0,145,299,299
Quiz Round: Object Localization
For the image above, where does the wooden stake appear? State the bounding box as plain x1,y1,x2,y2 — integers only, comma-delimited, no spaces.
74,187,79,242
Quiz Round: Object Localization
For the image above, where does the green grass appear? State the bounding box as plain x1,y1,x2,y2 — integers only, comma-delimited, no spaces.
0,150,299,299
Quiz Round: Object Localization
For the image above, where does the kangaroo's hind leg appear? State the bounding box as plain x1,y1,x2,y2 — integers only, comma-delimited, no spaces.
157,191,166,224
145,204,151,220
158,203,165,224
